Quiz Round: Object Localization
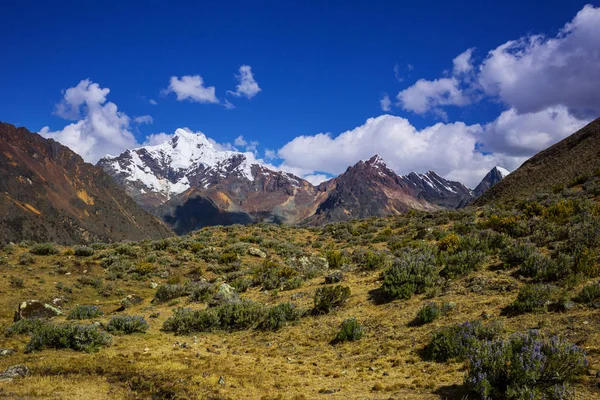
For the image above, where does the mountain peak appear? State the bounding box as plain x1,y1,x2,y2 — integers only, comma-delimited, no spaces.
170,128,213,149
366,154,387,167
493,166,511,178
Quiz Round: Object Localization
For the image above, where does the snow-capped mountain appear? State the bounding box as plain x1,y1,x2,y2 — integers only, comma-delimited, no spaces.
99,133,508,232
98,128,299,209
473,166,511,198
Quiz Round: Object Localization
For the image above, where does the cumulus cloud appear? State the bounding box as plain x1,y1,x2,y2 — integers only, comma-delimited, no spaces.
396,5,600,117
143,132,173,146
133,115,153,124
397,77,471,115
228,65,261,99
478,4,600,116
40,79,138,162
276,110,589,188
234,135,247,147
149,99,158,105
264,148,277,160
452,48,475,75
166,75,219,104
380,94,392,111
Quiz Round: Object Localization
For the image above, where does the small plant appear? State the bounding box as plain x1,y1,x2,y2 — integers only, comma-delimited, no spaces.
153,284,186,303
313,285,351,314
67,305,104,320
73,245,94,257
77,275,103,289
5,319,49,336
466,331,588,400
325,250,347,270
510,284,556,314
106,315,149,334
575,281,600,304
26,323,112,353
29,243,60,255
9,276,24,288
18,253,35,265
414,302,442,325
437,233,460,253
439,250,487,279
334,318,364,342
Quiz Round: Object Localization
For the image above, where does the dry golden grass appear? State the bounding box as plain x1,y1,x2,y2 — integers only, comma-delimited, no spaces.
1,218,599,399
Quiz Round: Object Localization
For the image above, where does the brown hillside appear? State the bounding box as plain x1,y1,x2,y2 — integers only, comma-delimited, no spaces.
475,117,600,205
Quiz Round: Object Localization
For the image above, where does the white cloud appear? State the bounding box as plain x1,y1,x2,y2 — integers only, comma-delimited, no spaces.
395,5,600,117
303,174,331,185
264,148,277,160
478,4,600,116
234,135,247,147
276,110,589,188
397,77,470,115
452,48,475,75
228,65,261,99
166,75,219,104
149,99,158,105
143,132,173,146
133,115,153,124
40,79,138,163
380,94,392,111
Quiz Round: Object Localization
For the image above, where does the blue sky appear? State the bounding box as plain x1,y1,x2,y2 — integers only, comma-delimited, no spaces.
1,1,599,186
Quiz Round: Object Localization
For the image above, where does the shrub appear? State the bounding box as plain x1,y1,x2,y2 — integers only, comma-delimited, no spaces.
466,331,588,400
153,284,186,303
381,248,438,300
424,320,503,362
575,281,600,304
26,323,112,353
334,318,364,342
325,250,347,270
106,315,149,334
9,276,24,288
437,234,460,253
511,284,556,314
73,245,94,257
519,252,563,282
313,285,351,314
5,319,49,336
29,243,59,255
500,241,537,269
253,260,303,291
18,253,35,265
258,303,301,331
67,305,104,320
415,302,442,325
219,252,238,264
77,275,103,289
439,250,487,279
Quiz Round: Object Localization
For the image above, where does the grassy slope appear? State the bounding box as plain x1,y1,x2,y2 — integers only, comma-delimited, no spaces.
1,183,600,399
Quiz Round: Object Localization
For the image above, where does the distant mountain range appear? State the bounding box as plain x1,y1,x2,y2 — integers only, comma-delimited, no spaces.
0,122,173,245
98,129,509,233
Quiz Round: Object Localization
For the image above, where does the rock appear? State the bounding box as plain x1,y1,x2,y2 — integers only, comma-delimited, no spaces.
211,283,240,306
150,282,158,289
248,248,266,258
218,376,225,385
288,255,329,276
0,349,16,357
325,271,343,284
562,300,576,311
0,365,29,382
14,300,63,321
126,294,143,305
51,297,65,307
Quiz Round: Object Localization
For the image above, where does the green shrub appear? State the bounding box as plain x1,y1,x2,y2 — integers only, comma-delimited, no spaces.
106,315,149,334
466,331,588,400
5,319,49,336
218,252,238,264
26,323,112,353
334,318,364,342
439,250,487,279
9,276,24,288
313,285,351,314
381,248,438,300
153,284,186,303
415,302,442,325
18,253,35,265
575,281,600,304
500,241,537,269
67,305,104,320
76,275,103,289
437,233,460,253
253,260,303,291
510,284,556,314
258,303,301,331
424,320,503,362
29,243,59,255
325,250,348,270
73,245,94,257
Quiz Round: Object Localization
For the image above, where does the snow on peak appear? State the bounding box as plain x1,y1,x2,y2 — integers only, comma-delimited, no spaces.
495,166,511,177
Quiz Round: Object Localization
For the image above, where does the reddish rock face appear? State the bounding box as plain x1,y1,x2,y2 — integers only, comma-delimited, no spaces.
0,122,173,244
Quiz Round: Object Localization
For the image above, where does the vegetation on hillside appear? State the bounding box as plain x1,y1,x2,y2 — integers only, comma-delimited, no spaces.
0,173,599,398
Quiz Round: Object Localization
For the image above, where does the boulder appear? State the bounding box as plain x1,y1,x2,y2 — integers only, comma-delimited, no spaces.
248,247,266,258
211,283,240,306
0,349,16,357
325,271,344,284
14,300,63,322
288,255,329,277
0,365,29,382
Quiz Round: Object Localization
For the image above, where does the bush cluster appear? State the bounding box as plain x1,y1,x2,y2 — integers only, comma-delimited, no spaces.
67,305,104,320
575,281,600,304
334,318,364,342
29,243,59,255
381,248,437,300
413,301,455,325
466,331,588,400
73,245,94,257
253,259,303,291
106,315,149,334
510,284,557,314
26,323,112,353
